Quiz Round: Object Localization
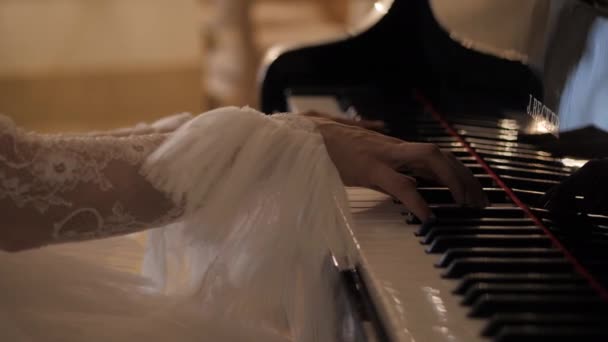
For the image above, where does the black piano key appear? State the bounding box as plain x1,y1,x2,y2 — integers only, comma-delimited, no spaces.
440,147,471,158
441,147,567,170
429,206,526,219
454,156,477,163
499,175,559,192
454,273,587,295
450,119,520,130
469,294,608,318
416,187,511,204
483,313,608,337
421,226,544,245
436,247,562,267
426,235,552,253
477,149,568,168
411,206,527,230
482,156,569,172
489,164,568,181
415,217,535,235
464,137,539,150
438,217,536,225
509,188,546,204
464,163,568,182
454,128,519,141
462,283,595,305
494,325,608,342
441,257,572,278
467,142,554,158
451,124,518,138
588,213,608,228
413,171,493,188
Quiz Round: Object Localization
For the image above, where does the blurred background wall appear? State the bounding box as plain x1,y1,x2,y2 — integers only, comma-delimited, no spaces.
0,0,375,132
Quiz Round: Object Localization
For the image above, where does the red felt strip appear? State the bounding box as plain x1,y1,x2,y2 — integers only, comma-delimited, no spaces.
416,93,608,301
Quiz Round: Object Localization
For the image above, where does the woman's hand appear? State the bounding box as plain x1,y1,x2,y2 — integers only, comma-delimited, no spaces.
306,115,488,222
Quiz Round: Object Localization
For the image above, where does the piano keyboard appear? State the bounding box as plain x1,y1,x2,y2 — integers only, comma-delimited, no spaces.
289,94,608,341
347,187,488,342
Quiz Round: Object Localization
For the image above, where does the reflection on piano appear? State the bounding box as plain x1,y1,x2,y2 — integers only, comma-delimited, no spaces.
259,0,608,341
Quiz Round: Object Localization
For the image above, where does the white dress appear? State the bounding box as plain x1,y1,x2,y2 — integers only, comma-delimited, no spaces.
0,107,357,342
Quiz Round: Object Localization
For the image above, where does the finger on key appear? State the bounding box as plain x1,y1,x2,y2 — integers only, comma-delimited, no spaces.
372,165,433,222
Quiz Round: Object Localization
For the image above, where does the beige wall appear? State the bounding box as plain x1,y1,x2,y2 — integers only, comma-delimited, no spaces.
0,0,359,131
0,0,202,76
0,0,204,131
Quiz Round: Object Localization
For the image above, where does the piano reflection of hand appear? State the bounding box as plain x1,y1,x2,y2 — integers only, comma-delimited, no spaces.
299,110,386,132
540,158,608,229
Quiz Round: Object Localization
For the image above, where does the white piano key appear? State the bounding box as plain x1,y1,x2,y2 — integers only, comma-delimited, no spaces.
345,187,486,342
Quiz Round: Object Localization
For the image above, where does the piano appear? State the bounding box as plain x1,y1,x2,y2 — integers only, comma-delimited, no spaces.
258,0,608,341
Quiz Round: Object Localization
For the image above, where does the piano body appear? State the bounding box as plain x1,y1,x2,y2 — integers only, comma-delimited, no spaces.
258,0,608,341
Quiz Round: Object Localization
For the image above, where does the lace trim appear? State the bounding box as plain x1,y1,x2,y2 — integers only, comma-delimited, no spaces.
0,115,180,245
52,203,183,241
2,131,160,213
270,113,318,133
0,110,318,247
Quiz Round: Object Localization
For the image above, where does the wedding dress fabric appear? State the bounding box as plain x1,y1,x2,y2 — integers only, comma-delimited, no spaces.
0,107,357,341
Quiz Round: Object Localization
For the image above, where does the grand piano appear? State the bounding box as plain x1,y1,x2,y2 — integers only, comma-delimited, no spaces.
258,0,608,341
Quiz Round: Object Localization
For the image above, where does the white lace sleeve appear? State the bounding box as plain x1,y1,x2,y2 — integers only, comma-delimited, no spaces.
0,115,184,251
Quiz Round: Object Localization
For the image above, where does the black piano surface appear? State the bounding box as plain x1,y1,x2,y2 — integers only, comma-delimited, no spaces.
258,0,608,340
334,90,608,341
259,0,542,117
260,0,608,157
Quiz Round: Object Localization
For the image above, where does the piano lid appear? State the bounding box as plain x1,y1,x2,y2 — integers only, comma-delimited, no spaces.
429,0,608,135
429,0,551,67
259,0,608,156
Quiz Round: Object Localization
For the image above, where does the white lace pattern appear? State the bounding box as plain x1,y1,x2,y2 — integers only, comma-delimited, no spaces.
0,107,356,342
0,115,182,249
0,111,317,250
